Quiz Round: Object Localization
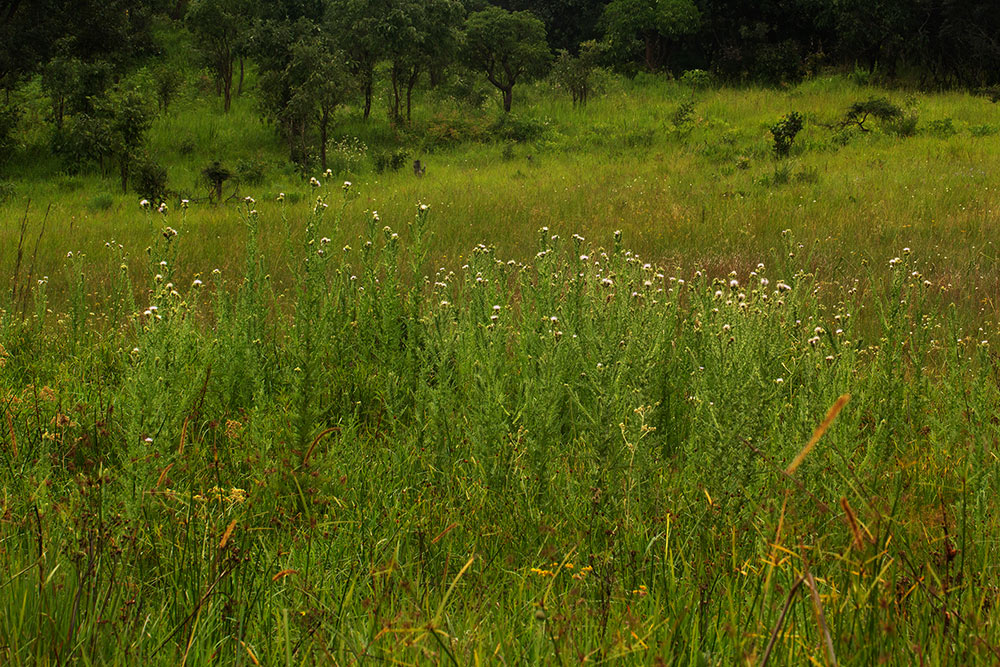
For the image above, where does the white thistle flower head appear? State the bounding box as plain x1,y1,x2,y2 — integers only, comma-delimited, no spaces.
139,199,150,209
277,192,286,202
343,180,352,191
310,177,321,187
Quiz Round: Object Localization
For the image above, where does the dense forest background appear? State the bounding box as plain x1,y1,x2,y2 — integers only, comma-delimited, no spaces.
2,0,999,193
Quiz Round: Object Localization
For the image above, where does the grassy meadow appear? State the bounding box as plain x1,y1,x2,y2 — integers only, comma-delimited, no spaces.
2,73,1000,664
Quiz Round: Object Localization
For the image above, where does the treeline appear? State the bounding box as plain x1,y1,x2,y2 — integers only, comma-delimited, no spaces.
1,0,999,194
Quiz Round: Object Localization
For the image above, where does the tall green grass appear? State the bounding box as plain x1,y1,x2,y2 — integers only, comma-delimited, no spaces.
1,189,998,663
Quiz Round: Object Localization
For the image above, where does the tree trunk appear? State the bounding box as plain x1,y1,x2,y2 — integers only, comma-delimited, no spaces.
389,64,401,123
429,64,444,88
363,70,373,120
120,158,129,194
406,70,419,122
502,87,513,112
223,58,233,112
237,57,245,96
172,0,189,20
643,34,661,71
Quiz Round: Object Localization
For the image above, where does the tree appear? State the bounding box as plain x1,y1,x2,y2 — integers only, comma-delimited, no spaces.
51,82,154,192
601,0,699,72
551,40,604,106
326,0,388,121
463,6,551,113
827,0,913,76
187,0,254,112
382,0,464,123
257,21,354,168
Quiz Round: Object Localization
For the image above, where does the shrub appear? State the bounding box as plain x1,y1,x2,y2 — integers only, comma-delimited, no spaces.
848,64,875,87
153,66,185,112
373,149,409,174
551,41,604,106
670,101,695,135
132,155,168,203
235,157,268,185
51,113,114,173
490,113,548,143
680,69,712,90
888,112,919,137
925,118,957,138
202,160,233,202
424,112,491,147
969,124,997,137
843,97,902,131
770,111,804,157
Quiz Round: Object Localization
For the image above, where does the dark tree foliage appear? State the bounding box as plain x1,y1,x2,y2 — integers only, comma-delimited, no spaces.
494,0,611,53
0,0,158,94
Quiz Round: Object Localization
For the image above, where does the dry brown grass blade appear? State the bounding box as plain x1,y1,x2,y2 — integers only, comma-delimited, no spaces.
239,640,261,666
271,569,298,582
156,463,174,489
177,416,188,456
840,497,865,551
786,394,851,475
804,570,838,666
218,519,237,549
432,522,459,545
302,426,340,467
759,575,805,667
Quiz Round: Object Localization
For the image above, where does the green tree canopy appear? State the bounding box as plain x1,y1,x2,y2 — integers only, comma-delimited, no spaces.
463,6,551,112
257,20,354,168
601,0,700,72
187,0,257,112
